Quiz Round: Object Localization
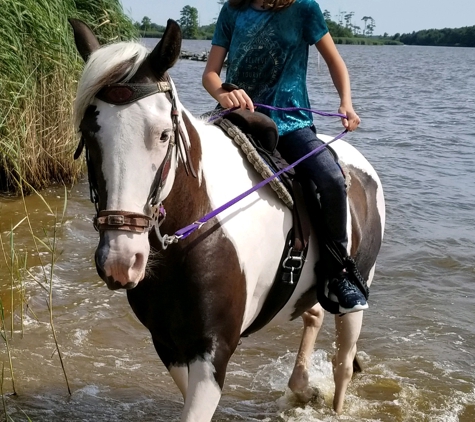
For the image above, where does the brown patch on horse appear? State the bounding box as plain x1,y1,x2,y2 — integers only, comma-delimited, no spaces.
181,111,201,177
347,165,383,279
69,18,100,62
148,20,182,78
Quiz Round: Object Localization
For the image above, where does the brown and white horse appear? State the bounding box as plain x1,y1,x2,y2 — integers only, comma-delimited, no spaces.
70,19,385,420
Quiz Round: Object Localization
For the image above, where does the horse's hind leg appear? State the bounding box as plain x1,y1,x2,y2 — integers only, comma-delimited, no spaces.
332,311,363,414
288,303,324,402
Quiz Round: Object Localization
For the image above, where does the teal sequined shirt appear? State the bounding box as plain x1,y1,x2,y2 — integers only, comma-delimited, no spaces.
212,0,328,135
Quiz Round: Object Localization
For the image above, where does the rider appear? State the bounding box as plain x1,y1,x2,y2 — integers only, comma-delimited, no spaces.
202,0,366,313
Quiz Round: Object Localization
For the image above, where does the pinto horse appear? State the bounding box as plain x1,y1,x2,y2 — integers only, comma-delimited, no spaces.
70,18,385,420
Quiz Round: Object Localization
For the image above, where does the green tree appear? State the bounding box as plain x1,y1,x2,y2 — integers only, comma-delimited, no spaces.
366,17,376,36
344,12,354,29
141,16,152,32
326,18,353,38
179,5,199,39
337,11,345,26
361,16,370,35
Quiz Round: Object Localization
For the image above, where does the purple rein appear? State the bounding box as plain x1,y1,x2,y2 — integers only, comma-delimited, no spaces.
170,104,349,242
207,104,348,122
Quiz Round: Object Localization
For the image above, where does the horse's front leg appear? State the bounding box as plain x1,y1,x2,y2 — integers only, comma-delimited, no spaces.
332,311,363,414
288,303,324,402
180,339,236,422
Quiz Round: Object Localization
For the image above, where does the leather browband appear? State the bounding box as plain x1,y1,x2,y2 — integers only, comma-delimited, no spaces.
95,81,172,105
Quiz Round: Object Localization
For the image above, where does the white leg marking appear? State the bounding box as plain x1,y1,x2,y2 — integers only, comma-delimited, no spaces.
169,365,189,400
288,304,325,402
332,311,364,414
181,359,222,422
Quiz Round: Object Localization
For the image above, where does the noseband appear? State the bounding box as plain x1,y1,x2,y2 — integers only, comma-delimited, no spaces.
75,76,196,235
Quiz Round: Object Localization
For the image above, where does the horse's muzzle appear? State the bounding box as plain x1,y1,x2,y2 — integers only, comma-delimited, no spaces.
94,232,148,288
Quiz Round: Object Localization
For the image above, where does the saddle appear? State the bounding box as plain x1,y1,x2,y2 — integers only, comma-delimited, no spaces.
209,106,368,322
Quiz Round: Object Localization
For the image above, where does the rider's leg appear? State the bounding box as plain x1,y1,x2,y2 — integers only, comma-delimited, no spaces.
277,126,367,313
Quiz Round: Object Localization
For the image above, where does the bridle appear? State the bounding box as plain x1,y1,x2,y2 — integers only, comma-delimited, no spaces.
75,75,196,236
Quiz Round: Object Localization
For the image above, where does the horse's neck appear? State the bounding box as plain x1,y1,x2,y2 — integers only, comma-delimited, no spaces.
161,112,210,232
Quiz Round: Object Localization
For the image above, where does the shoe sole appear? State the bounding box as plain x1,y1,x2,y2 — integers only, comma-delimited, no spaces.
339,303,368,314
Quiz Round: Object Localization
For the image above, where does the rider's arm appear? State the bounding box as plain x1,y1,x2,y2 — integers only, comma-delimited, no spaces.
202,45,254,111
315,33,360,131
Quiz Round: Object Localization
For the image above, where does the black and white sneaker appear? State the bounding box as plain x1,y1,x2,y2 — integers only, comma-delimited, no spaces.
328,273,368,313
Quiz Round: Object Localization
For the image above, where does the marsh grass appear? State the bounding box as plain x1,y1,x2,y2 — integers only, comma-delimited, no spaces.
0,1,136,416
0,0,137,194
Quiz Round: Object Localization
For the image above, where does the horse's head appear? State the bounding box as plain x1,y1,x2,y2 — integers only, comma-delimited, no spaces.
70,19,183,289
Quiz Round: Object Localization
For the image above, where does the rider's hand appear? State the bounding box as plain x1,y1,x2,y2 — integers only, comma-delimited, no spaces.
217,89,254,112
339,106,361,131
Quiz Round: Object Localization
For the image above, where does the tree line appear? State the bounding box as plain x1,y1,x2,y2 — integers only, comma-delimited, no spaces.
394,26,475,47
135,4,380,41
135,3,474,47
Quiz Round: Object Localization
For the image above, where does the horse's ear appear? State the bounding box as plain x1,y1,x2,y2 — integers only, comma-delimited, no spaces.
148,19,182,77
69,18,101,62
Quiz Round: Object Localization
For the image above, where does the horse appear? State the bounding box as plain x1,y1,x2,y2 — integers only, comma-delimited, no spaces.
69,18,385,420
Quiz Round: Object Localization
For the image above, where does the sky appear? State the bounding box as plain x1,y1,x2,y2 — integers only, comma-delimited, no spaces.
119,0,475,36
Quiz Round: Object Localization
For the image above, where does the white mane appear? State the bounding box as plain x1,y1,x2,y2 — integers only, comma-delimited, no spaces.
73,42,149,131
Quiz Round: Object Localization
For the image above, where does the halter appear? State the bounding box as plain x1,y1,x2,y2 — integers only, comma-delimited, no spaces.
75,76,196,235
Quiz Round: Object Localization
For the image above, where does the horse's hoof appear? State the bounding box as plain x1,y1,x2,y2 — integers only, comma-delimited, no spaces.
353,354,363,373
292,387,324,406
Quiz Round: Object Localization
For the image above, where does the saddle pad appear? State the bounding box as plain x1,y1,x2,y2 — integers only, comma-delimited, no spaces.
217,118,294,209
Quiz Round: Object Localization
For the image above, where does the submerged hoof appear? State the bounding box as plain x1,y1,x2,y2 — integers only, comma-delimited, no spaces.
353,354,363,373
292,386,324,406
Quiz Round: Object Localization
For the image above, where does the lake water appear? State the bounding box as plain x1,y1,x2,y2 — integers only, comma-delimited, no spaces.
0,39,474,421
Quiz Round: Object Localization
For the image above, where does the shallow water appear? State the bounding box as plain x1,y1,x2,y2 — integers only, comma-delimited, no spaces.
0,41,474,421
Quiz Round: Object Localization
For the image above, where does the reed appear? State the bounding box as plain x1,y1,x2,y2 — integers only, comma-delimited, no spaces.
0,2,136,412
21,184,72,395
0,184,71,416
0,0,137,194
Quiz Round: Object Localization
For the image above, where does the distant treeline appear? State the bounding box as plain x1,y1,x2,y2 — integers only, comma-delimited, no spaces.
136,14,473,47
394,26,475,47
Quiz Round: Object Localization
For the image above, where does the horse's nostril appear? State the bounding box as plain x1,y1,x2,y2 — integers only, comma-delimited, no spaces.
132,253,145,273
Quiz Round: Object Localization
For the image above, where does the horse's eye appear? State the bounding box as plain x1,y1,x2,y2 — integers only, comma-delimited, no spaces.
160,130,172,142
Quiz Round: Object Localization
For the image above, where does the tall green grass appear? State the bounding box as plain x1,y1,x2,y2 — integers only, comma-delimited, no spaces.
0,1,137,416
0,0,137,194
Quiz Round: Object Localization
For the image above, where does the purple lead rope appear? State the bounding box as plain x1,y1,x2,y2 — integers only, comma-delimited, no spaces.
173,103,349,240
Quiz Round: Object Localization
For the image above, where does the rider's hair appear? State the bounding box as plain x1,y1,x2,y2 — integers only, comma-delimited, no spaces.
228,0,296,11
